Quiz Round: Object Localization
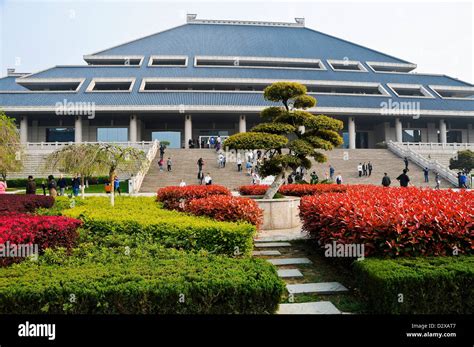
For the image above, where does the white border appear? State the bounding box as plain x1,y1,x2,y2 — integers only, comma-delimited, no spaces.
366,61,417,74
13,78,85,93
82,55,144,67
428,85,474,101
148,55,188,67
194,55,327,71
327,59,368,73
387,83,436,99
86,78,136,93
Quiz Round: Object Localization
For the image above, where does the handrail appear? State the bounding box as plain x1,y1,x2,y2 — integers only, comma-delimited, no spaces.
395,142,474,151
387,141,459,186
132,140,159,194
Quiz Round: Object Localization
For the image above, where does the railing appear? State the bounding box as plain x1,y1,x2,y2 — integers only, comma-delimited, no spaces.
25,141,154,151
388,141,459,186
396,142,474,151
131,140,159,193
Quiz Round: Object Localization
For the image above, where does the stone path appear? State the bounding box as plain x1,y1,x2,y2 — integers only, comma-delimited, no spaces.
252,237,349,314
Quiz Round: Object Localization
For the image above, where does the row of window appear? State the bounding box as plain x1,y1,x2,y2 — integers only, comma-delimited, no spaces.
83,54,417,74
15,78,474,100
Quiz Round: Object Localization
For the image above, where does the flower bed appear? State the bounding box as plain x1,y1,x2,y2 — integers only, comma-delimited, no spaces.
157,185,231,210
300,187,473,257
238,184,348,197
0,214,81,267
185,196,263,228
0,195,55,214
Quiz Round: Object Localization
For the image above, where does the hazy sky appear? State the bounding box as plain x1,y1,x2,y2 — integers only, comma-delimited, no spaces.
0,0,473,83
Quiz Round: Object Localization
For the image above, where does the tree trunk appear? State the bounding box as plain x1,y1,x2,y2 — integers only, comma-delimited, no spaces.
263,171,285,199
80,176,85,199
109,168,115,207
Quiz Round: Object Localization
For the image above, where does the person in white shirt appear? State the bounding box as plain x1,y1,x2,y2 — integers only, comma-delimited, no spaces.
179,180,186,187
336,174,343,185
204,173,212,185
357,163,363,177
237,156,243,172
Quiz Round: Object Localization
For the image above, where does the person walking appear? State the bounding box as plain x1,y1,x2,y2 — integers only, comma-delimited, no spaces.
0,178,7,194
114,176,121,196
435,172,441,189
329,165,335,181
423,167,429,183
26,175,36,194
197,170,204,185
357,163,363,177
381,173,391,187
47,175,57,197
204,173,212,185
197,158,204,171
335,173,343,185
237,156,242,172
460,172,468,189
310,171,319,184
396,169,410,187
404,157,409,170
41,179,47,195
158,158,164,172
368,162,373,176
71,174,80,197
362,162,367,176
179,179,186,187
159,144,165,160
57,174,67,196
167,157,172,172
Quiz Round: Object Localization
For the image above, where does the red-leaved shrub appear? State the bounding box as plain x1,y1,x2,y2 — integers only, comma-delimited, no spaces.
157,185,231,210
185,196,263,228
0,195,55,215
0,214,82,266
238,184,348,197
299,186,474,257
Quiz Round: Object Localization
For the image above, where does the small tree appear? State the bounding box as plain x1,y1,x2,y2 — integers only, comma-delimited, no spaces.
0,112,24,180
224,82,343,199
44,144,104,199
450,150,474,173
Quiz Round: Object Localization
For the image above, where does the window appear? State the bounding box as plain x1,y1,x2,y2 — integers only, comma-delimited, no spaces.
402,129,422,143
97,128,128,142
307,82,389,96
87,78,135,92
194,56,325,70
327,60,367,72
388,84,434,98
366,61,417,73
148,56,188,67
16,79,84,92
429,85,474,100
83,55,143,66
46,128,75,142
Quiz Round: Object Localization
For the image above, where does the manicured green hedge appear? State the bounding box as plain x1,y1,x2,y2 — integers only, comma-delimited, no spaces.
62,197,256,256
353,256,474,314
6,176,111,188
0,245,284,314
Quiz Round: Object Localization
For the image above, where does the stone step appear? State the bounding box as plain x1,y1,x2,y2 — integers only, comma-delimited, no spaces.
252,250,282,256
268,258,312,266
277,269,304,278
254,242,291,248
286,282,348,295
278,301,341,314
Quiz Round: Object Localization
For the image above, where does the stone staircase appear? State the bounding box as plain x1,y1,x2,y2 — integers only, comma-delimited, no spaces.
140,148,453,192
140,148,254,192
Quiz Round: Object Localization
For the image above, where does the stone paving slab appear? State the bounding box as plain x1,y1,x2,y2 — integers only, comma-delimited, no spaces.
252,250,282,256
268,258,312,265
278,302,341,314
286,282,348,295
254,242,291,248
277,269,304,278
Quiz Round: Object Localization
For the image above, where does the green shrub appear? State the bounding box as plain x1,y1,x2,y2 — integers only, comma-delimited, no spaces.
0,245,284,314
6,176,111,188
62,197,256,256
353,256,474,314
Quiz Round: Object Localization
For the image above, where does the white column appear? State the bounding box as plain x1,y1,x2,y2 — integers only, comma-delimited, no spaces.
129,115,138,142
239,115,247,133
468,124,473,143
184,115,192,149
348,117,356,149
395,118,403,143
439,119,447,144
20,116,28,143
74,115,82,143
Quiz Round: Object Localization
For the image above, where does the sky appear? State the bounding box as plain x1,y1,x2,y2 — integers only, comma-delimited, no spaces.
0,0,473,83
